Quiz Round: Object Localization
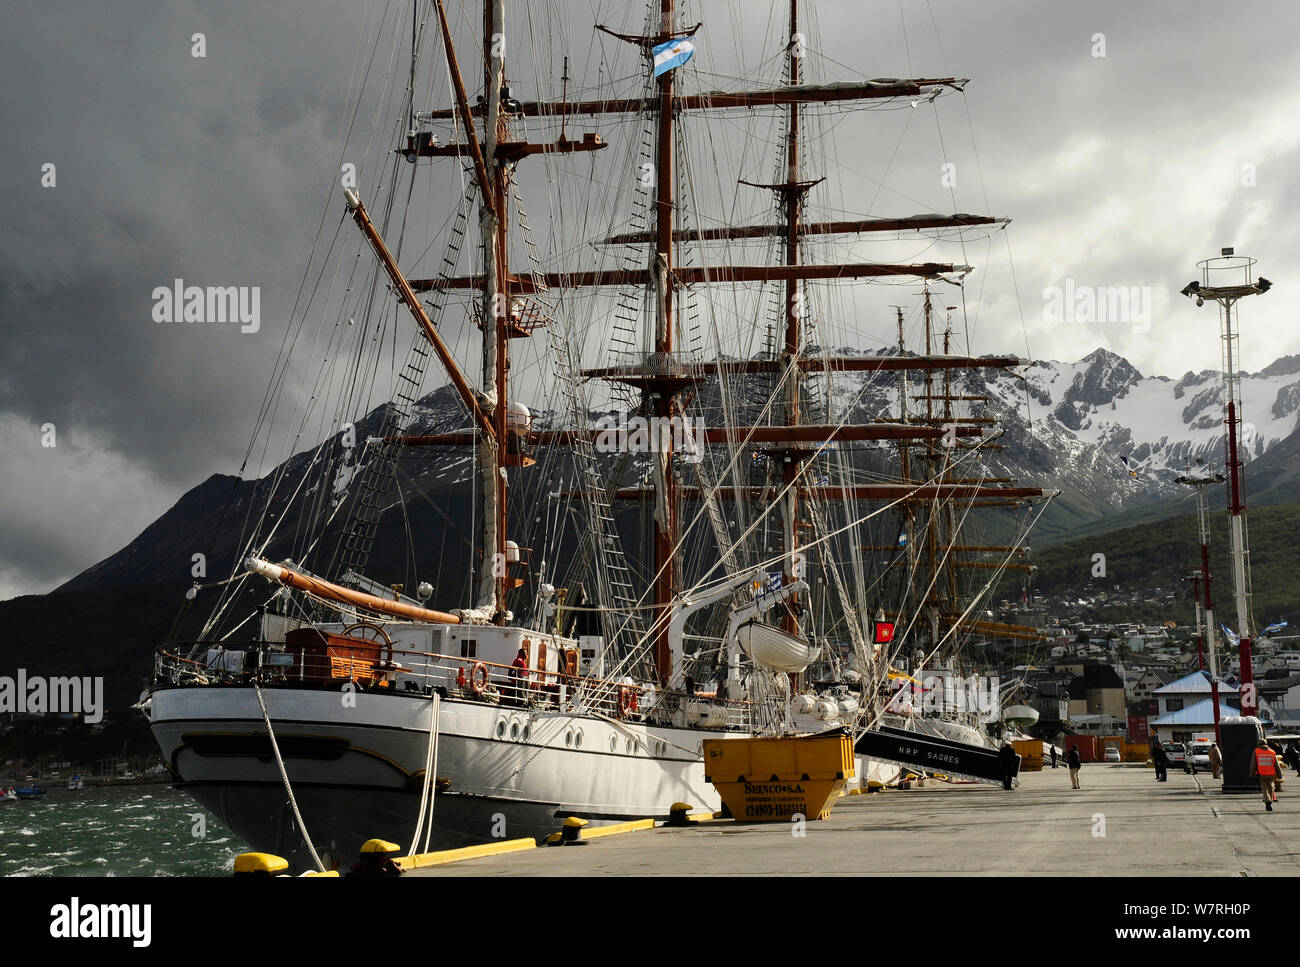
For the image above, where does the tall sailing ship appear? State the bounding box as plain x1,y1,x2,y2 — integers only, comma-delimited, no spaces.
146,0,1053,870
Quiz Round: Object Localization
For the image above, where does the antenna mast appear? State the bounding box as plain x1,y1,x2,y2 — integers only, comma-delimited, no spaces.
1180,248,1271,716
1177,465,1226,742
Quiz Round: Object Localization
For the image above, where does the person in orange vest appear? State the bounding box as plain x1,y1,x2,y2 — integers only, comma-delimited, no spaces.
1250,739,1280,811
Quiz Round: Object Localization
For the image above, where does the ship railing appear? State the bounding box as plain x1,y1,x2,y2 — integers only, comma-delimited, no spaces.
153,642,756,730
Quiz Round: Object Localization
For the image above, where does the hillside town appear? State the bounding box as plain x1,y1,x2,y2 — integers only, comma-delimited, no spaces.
982,586,1299,754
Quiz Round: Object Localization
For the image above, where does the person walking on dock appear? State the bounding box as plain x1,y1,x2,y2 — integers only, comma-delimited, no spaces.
1152,745,1168,782
1251,739,1280,811
1067,746,1081,789
1209,742,1222,780
1050,745,1058,769
999,742,1018,790
1285,743,1300,777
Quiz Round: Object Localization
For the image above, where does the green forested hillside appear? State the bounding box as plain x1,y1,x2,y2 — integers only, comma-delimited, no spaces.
1016,501,1300,626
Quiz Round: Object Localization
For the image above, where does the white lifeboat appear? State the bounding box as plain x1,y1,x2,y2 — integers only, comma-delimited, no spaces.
735,622,821,673
1004,704,1039,727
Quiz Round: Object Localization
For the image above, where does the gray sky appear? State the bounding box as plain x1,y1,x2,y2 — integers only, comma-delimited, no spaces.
3,0,1298,599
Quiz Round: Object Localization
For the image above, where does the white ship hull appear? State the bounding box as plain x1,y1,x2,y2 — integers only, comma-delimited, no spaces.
151,685,729,871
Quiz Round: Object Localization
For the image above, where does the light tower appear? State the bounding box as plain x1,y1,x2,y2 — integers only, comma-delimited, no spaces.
1180,248,1272,717
1176,462,1226,741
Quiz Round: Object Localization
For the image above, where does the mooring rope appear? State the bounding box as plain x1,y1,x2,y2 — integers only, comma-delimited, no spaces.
408,692,441,856
253,683,326,873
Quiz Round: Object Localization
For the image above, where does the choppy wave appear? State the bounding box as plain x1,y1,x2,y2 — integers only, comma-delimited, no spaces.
0,785,245,877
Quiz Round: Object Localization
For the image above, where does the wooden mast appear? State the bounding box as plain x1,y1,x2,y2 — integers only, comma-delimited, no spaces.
475,0,508,621
650,0,679,682
923,287,940,651
779,0,804,637
897,307,917,592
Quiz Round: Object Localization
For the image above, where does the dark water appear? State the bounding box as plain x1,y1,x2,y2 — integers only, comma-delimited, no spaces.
0,784,247,877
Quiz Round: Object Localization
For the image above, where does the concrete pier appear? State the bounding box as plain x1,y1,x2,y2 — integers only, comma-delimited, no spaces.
411,763,1300,876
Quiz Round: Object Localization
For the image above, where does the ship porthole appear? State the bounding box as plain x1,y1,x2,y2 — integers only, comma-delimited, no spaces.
575,730,583,748
626,738,634,754
522,724,531,742
609,735,617,752
496,720,506,739
510,722,520,740
565,729,573,747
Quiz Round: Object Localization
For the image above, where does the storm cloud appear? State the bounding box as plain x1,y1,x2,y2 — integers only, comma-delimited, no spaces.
2,0,1298,598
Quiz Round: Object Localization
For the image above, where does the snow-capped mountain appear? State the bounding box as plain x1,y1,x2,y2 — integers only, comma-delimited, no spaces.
808,345,1300,514
979,348,1300,503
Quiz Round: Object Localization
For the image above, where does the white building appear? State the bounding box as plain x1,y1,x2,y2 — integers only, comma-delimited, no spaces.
1150,700,1241,745
1152,671,1239,718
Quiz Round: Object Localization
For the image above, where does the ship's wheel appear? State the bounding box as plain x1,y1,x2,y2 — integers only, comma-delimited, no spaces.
341,621,394,665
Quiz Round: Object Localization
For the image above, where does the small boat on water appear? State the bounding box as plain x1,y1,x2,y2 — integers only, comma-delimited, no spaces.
66,775,84,791
15,786,46,799
0,787,17,802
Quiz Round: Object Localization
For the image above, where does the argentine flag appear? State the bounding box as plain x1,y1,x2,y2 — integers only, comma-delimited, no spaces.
652,37,695,78
1221,624,1240,647
1261,620,1288,637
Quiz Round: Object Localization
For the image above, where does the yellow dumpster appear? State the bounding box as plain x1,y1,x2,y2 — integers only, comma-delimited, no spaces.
703,732,854,822
1124,742,1149,763
1012,739,1043,772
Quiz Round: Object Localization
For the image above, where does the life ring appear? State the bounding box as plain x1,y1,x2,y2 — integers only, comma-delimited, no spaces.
469,662,489,696
617,686,635,719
